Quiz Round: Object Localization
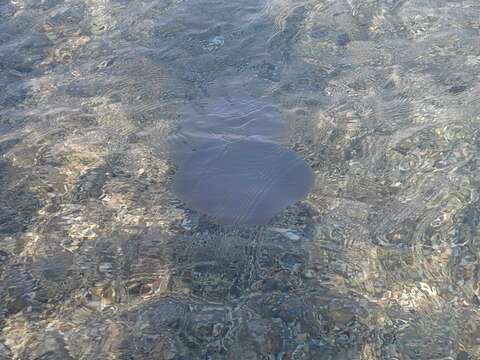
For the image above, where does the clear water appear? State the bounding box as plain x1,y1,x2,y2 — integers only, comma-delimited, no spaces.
0,0,479,359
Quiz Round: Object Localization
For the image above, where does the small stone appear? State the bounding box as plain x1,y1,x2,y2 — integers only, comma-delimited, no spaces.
98,262,113,274
68,222,99,240
210,35,224,45
204,35,224,51
285,231,300,241
0,250,8,262
302,269,315,279
6,297,29,315
329,306,356,325
272,228,301,240
181,217,198,232
0,342,12,356
457,351,470,360
296,333,308,342
336,33,351,46
212,323,223,337
449,85,467,94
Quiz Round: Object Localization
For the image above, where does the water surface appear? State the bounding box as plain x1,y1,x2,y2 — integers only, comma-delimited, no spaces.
0,0,479,359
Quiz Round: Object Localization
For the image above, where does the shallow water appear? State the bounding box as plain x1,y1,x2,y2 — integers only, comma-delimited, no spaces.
1,0,480,359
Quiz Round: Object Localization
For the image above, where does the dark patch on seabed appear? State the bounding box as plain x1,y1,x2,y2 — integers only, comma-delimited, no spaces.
1,0,480,359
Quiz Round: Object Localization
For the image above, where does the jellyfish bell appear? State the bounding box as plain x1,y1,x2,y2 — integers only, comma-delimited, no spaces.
172,140,314,225
170,96,289,158
169,96,313,225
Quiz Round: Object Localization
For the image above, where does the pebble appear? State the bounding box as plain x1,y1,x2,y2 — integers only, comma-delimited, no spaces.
98,262,113,275
0,342,11,356
0,250,8,262
204,36,225,51
302,269,315,279
457,351,470,360
336,33,351,46
285,231,301,241
272,227,301,241
296,333,308,342
181,215,199,231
